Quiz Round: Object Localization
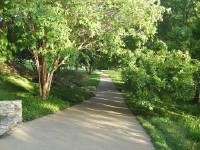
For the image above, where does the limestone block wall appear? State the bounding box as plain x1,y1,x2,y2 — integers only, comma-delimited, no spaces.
0,100,22,136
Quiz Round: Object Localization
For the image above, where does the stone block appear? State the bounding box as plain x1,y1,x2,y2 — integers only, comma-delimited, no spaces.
0,100,22,136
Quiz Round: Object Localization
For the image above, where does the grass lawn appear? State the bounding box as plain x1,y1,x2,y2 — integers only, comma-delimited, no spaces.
53,70,100,88
103,70,200,150
79,71,100,87
0,71,98,122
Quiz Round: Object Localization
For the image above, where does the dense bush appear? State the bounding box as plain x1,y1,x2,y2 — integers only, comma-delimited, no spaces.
122,49,198,110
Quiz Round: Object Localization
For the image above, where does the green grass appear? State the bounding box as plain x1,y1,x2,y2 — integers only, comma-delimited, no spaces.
0,72,94,122
79,71,100,87
53,70,100,88
102,70,123,90
103,70,200,150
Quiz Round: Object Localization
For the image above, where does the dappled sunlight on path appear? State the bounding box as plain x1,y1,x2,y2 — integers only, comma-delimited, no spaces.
0,72,154,150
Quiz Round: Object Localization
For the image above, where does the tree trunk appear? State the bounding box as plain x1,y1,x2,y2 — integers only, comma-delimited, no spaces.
85,64,89,73
33,52,42,97
75,59,79,72
89,64,92,75
41,56,48,100
33,52,68,100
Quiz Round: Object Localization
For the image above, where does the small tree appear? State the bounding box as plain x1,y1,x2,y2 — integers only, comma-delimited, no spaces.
14,0,72,100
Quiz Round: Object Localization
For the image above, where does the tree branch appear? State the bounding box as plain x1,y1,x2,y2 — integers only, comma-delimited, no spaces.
57,56,70,69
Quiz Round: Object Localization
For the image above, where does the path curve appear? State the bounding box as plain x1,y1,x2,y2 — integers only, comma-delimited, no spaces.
0,72,154,150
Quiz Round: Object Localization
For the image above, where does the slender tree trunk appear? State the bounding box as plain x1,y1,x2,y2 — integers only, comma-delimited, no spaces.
45,69,57,100
32,54,55,100
89,64,92,75
75,59,79,72
85,64,89,73
41,56,48,100
33,52,42,97
33,52,69,100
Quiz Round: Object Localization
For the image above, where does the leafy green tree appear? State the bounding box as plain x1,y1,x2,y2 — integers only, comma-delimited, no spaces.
13,0,73,100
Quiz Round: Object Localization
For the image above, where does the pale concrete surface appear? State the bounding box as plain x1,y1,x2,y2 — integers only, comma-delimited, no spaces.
0,72,155,150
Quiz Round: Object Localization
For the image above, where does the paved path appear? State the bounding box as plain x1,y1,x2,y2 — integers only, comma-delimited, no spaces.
0,72,154,150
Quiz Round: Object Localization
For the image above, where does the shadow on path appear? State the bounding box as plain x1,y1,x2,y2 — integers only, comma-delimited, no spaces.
0,72,154,150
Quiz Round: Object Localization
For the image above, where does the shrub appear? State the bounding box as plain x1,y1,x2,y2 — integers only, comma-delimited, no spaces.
122,49,198,110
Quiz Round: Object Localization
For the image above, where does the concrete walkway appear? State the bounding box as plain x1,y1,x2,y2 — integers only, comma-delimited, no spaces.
0,72,154,150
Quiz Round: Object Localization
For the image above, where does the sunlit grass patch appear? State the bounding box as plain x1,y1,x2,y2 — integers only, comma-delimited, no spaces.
0,72,94,122
80,72,100,87
22,96,70,121
137,116,171,150
7,76,35,92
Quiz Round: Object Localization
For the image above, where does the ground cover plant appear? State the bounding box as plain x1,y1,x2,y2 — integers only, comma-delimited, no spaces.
104,70,200,150
0,71,96,121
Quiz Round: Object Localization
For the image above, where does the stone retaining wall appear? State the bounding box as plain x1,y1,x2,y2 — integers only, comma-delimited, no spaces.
0,100,22,136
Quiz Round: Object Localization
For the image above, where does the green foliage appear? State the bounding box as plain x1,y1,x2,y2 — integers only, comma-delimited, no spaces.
0,30,8,62
105,70,200,150
166,26,193,51
0,0,19,62
145,39,168,52
14,0,72,57
65,0,165,70
122,49,197,110
159,0,200,59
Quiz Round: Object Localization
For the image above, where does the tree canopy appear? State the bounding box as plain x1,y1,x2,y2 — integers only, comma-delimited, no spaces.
0,0,165,99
